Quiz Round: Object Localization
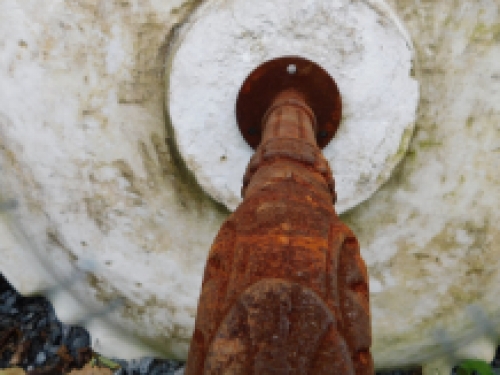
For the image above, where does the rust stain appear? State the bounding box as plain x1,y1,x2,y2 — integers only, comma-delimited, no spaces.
185,58,372,375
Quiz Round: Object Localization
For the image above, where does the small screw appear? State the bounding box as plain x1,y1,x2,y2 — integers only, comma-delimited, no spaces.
318,130,328,138
248,127,259,135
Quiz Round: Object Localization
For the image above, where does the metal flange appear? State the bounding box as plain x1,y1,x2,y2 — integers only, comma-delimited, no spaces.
236,56,342,149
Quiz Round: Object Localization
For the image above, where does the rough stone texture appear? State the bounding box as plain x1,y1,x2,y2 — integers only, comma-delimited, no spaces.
0,0,227,360
0,0,499,372
168,0,419,213
355,0,500,369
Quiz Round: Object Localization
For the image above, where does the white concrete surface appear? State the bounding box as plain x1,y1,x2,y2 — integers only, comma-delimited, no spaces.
168,0,419,213
0,0,499,372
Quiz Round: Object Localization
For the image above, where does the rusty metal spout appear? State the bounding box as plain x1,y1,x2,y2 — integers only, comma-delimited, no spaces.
185,56,373,375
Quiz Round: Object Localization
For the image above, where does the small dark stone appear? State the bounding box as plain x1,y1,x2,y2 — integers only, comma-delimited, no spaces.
48,323,62,345
43,343,60,356
128,358,139,372
25,329,40,340
111,358,128,369
46,307,57,323
35,351,47,365
37,317,47,329
21,312,35,322
0,290,11,300
25,302,44,315
0,312,14,321
0,305,18,314
61,325,70,341
71,336,88,351
149,366,164,375
149,360,183,375
64,326,90,353
26,343,43,364
139,357,154,374
24,298,46,313
4,294,17,307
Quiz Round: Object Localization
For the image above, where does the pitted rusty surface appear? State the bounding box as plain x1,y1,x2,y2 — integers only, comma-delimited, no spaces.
235,56,342,149
185,88,373,374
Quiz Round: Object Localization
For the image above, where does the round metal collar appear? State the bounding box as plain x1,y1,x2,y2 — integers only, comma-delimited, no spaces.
236,56,342,149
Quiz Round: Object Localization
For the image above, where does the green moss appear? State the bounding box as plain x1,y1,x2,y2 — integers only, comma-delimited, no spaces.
406,149,417,160
466,116,474,128
455,359,495,375
394,125,415,161
418,140,442,148
471,22,500,42
375,125,417,185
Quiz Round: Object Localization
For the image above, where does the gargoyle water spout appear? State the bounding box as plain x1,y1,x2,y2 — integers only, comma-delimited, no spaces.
185,57,373,375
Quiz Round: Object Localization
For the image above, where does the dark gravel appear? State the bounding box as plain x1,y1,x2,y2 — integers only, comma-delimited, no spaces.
2,272,499,375
0,273,183,374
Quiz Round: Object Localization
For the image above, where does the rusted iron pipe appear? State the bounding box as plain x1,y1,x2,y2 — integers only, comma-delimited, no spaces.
185,58,373,375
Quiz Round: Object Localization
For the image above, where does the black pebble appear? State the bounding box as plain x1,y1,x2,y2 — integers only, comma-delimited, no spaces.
48,322,62,345
139,357,155,374
64,326,90,354
37,317,47,328
4,294,17,308
21,312,35,323
35,351,47,365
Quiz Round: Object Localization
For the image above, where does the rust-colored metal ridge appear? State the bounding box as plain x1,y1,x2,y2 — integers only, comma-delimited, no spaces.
185,56,373,375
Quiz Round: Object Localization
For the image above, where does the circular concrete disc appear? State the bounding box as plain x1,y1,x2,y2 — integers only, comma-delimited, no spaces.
2,0,499,372
168,0,419,212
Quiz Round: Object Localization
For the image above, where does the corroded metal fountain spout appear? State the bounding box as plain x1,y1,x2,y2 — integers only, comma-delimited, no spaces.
185,56,373,375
